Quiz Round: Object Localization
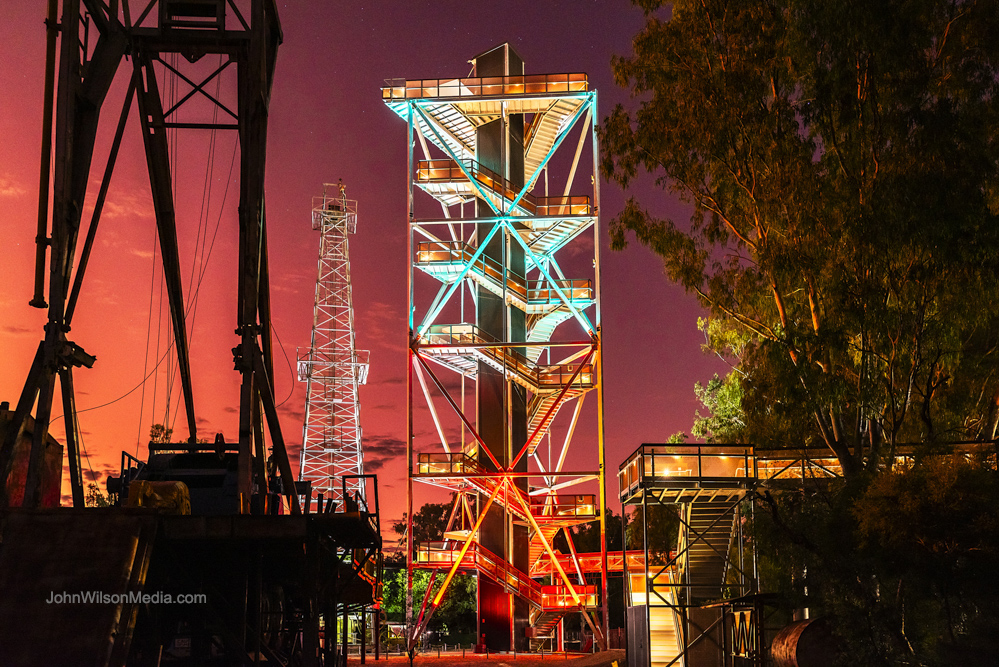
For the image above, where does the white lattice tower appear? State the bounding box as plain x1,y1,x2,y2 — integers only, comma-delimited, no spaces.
298,185,369,504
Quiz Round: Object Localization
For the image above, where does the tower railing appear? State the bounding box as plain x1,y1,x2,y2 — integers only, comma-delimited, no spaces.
382,73,588,100
416,158,592,216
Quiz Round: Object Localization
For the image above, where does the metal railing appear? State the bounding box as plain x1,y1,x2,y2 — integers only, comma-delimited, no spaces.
618,444,756,498
421,324,594,390
528,494,597,518
532,550,648,576
417,452,482,476
414,541,541,606
540,585,598,608
413,542,599,610
311,194,357,232
415,241,592,304
382,73,588,100
416,158,591,216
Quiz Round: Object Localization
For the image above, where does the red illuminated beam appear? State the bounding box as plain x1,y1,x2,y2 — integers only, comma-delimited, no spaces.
409,479,504,650
413,351,503,471
508,345,595,471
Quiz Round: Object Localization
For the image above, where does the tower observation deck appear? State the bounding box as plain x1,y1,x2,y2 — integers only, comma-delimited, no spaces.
384,44,609,653
298,186,370,504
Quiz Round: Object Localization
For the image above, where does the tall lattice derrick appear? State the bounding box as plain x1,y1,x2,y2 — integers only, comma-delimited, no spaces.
298,186,369,504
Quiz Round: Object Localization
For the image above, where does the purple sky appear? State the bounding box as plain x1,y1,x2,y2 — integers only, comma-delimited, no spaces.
0,2,729,530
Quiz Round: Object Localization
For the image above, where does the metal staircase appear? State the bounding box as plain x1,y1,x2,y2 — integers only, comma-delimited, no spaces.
619,445,756,667
528,609,569,651
414,241,593,315
529,525,563,572
415,541,598,612
681,494,743,601
419,324,594,392
525,97,588,187
629,572,684,667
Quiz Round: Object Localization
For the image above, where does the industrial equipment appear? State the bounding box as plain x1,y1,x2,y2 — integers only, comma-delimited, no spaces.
0,3,381,664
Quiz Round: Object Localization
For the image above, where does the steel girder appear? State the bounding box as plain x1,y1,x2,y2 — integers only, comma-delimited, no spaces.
0,0,298,514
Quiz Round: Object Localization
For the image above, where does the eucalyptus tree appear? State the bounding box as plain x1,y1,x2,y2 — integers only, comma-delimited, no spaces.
601,0,999,474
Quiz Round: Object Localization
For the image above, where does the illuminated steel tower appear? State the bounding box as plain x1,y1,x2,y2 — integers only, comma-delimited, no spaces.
298,186,370,504
384,44,609,652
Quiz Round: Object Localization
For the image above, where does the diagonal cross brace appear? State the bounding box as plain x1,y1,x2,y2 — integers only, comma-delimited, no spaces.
509,95,593,214
412,104,502,216
413,352,502,471
507,219,594,334
417,222,503,338
409,480,504,650
509,346,594,470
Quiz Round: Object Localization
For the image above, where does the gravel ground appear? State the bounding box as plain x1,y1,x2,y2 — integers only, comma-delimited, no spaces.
347,649,626,667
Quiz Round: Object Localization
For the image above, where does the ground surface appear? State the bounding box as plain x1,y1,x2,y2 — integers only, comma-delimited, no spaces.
347,649,626,667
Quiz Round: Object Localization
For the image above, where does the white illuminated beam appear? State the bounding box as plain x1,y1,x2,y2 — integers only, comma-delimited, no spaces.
414,357,451,454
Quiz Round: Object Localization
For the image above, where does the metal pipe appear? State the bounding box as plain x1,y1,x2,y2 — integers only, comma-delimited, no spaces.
589,91,610,646
406,100,416,648
66,81,136,325
31,0,60,309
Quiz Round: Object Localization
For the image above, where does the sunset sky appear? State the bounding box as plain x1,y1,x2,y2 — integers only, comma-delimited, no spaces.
0,2,729,531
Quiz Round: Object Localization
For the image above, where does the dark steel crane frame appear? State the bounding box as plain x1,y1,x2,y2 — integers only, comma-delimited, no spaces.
0,0,300,515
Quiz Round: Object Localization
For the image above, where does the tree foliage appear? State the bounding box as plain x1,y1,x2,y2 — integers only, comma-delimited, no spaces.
85,482,111,508
603,1,999,662
624,504,680,566
149,423,173,444
381,567,477,641
753,451,999,665
391,497,454,553
602,0,999,474
385,497,476,642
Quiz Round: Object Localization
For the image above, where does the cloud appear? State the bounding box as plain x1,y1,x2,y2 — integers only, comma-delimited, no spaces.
100,191,154,221
2,325,33,335
278,404,304,422
362,434,406,472
0,176,27,198
365,435,407,457
356,301,403,350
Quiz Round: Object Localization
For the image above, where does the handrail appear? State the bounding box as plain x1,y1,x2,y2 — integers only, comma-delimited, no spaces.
420,323,595,390
416,158,592,216
413,541,598,609
382,73,588,100
416,452,482,476
617,443,756,498
528,493,597,518
532,550,649,576
415,241,592,304
619,443,999,498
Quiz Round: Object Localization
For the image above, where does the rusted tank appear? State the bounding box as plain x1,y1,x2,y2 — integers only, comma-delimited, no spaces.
0,405,63,507
771,617,841,667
